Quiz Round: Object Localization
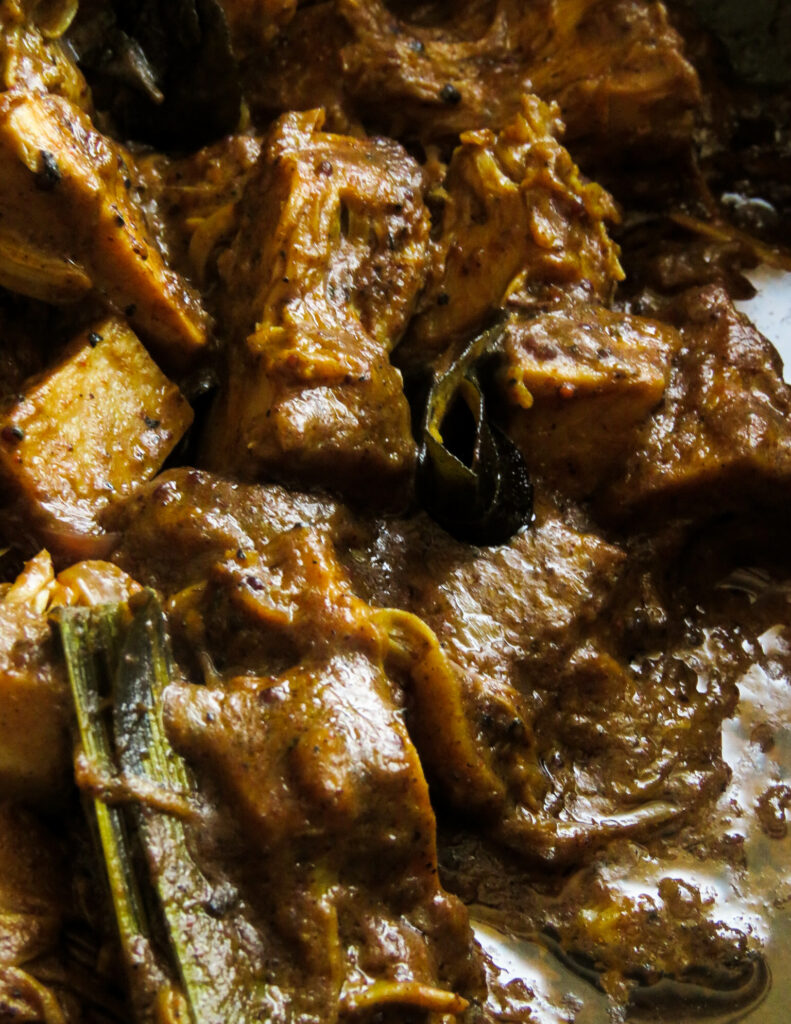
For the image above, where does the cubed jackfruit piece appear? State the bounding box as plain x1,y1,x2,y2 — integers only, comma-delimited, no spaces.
500,305,679,498
205,109,427,506
601,285,791,522
402,96,623,366
0,91,208,368
0,317,193,556
0,550,142,803
0,552,68,803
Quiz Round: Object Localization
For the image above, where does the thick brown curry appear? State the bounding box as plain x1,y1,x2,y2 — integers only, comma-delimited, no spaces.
0,2,789,1022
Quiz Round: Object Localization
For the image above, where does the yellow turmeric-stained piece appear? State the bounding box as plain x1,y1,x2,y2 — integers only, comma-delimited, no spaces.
205,108,429,505
0,0,89,107
0,549,142,804
0,317,193,556
0,91,208,368
0,552,68,804
500,305,679,498
402,95,624,364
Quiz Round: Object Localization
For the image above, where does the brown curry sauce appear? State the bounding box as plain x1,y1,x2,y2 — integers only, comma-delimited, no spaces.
0,2,789,1022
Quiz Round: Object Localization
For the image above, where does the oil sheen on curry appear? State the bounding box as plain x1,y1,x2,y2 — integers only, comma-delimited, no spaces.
0,1,789,1022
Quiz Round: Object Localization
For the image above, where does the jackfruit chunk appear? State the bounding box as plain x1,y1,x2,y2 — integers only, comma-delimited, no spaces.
0,802,66,969
244,0,700,155
0,550,142,803
221,0,297,54
0,90,208,368
0,317,193,555
500,305,679,498
601,285,791,522
205,108,428,506
0,553,68,803
0,0,89,107
402,96,623,365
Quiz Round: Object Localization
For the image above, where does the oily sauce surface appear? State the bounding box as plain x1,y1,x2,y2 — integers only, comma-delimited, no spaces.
0,2,789,1022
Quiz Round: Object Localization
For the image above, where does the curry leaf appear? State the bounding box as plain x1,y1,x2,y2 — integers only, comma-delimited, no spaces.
415,323,533,546
73,0,242,149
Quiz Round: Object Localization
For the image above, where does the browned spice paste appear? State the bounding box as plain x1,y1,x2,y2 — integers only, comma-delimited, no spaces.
0,2,789,1022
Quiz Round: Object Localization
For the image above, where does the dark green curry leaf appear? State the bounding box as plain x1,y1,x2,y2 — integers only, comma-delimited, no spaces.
73,0,241,149
415,323,533,546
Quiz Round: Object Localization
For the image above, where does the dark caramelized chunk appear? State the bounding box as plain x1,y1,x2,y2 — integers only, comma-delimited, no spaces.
220,0,298,54
399,96,623,367
243,0,700,154
114,469,486,1018
601,284,791,523
165,649,484,1019
204,109,429,506
500,305,679,498
0,803,70,1016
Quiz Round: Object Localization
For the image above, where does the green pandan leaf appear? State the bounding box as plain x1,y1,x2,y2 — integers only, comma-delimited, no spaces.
55,593,272,1024
55,602,167,1020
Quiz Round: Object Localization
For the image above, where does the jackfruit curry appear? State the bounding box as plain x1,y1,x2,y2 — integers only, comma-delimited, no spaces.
0,1,790,1022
